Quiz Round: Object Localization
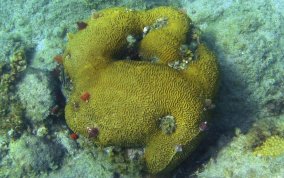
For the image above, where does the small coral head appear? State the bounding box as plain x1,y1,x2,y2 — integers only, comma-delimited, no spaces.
204,99,215,110
87,127,99,138
174,144,183,153
80,92,90,102
72,101,80,111
159,115,176,135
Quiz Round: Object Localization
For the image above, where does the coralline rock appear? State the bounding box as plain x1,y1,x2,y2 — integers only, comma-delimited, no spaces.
9,134,63,175
16,70,55,125
63,7,219,174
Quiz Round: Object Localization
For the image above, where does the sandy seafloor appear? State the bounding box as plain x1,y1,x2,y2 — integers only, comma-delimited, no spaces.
0,0,284,177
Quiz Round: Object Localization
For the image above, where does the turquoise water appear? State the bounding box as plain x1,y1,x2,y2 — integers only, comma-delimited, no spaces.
0,0,284,177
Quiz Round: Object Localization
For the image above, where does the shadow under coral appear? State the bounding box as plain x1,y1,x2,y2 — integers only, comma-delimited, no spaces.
172,33,259,177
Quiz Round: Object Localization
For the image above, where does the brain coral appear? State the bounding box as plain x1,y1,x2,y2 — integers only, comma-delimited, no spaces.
254,135,284,157
63,7,219,174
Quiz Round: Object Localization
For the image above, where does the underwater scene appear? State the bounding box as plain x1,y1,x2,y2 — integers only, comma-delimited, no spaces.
0,0,284,177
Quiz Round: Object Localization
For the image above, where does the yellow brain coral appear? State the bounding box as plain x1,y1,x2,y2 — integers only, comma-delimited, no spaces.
254,135,284,157
63,7,219,174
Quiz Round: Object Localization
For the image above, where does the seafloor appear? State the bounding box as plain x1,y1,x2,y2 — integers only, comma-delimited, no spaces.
0,0,284,177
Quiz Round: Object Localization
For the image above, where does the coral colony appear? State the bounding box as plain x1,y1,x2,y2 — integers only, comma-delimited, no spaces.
62,7,219,174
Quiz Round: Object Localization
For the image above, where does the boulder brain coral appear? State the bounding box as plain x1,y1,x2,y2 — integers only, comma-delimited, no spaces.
254,135,284,157
63,7,219,174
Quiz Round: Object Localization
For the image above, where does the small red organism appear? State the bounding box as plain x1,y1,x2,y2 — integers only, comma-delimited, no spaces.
80,91,90,102
70,133,79,140
54,55,63,64
76,21,88,30
87,127,99,138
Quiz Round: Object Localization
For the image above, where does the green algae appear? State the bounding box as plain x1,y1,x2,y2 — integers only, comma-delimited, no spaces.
0,49,27,135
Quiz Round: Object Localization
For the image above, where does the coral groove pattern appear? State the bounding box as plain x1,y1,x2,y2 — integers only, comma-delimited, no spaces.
63,7,219,174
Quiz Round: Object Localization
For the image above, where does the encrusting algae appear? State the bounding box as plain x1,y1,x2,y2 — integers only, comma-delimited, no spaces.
0,49,26,136
63,6,219,174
